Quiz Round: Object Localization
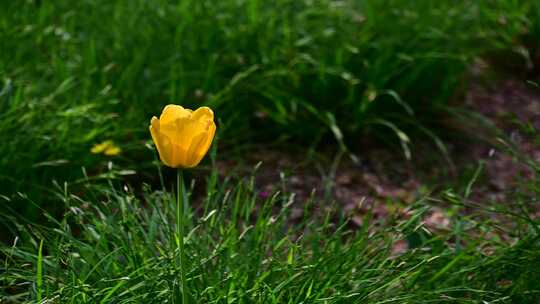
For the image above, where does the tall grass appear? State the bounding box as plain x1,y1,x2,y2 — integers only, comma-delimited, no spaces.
0,0,535,199
1,157,539,303
1,2,539,302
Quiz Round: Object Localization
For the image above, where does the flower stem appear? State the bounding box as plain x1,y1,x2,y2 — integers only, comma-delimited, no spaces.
177,169,188,303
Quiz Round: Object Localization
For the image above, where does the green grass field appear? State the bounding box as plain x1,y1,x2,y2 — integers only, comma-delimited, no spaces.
2,161,539,303
0,0,534,196
1,1,540,303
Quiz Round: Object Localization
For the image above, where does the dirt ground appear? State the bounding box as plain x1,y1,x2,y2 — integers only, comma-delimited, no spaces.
215,72,540,234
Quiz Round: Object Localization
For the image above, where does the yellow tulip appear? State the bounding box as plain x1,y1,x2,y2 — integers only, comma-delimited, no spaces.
149,105,216,168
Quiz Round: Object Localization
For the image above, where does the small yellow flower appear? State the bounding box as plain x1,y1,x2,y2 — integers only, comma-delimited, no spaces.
103,145,121,156
149,105,216,168
91,140,122,156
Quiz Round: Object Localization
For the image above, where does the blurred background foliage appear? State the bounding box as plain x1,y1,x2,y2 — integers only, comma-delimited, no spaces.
1,0,539,200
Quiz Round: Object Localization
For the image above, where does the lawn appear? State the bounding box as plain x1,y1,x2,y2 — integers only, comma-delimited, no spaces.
1,1,540,303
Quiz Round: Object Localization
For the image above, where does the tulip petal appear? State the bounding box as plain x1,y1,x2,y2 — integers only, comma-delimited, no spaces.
185,132,209,167
149,116,162,155
150,117,174,167
160,104,191,125
159,116,187,147
195,121,216,162
191,106,214,121
170,143,188,168
179,119,208,144
159,134,175,167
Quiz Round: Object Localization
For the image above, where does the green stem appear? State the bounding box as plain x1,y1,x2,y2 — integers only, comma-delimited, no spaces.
177,169,188,303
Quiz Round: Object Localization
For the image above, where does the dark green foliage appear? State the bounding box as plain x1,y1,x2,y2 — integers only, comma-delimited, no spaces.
0,0,535,197
1,2,540,302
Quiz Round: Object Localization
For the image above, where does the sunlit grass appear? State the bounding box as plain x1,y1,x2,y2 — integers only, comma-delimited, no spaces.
1,157,539,303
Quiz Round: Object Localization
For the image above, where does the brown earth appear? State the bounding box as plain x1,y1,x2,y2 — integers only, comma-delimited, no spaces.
214,73,540,237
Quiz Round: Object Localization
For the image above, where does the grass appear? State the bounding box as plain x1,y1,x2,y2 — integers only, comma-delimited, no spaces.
0,0,537,202
1,154,539,303
1,1,540,303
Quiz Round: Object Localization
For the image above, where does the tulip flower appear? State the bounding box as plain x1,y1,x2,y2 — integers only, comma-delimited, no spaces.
149,105,216,168
149,104,216,304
